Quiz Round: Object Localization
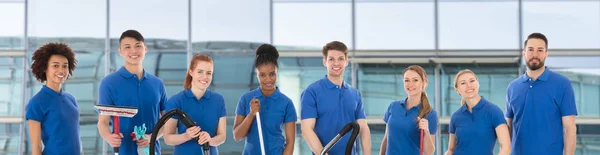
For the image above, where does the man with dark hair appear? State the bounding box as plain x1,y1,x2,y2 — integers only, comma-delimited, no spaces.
301,41,372,155
97,29,168,154
506,32,577,155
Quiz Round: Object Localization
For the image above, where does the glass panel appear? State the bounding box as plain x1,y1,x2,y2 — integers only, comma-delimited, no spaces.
522,1,600,49
273,2,352,49
0,2,24,50
28,0,106,52
356,1,435,49
0,57,24,116
0,123,21,154
192,0,270,43
109,0,188,54
358,63,436,117
439,0,519,49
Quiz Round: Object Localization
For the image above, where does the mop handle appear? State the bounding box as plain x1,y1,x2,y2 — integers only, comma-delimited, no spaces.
419,129,424,155
255,112,266,155
113,116,120,155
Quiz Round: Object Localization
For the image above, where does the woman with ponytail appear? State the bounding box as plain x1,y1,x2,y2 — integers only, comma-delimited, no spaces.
163,54,227,155
379,65,438,155
233,44,297,155
444,69,511,155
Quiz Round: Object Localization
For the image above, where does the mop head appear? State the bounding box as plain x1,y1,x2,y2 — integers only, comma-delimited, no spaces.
132,124,150,155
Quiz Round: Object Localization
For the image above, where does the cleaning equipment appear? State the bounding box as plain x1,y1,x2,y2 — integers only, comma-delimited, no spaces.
132,124,149,155
320,122,361,155
420,129,424,155
149,109,210,155
255,109,266,155
94,104,139,155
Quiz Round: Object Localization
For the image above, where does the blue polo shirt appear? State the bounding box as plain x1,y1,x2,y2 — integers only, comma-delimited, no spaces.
236,87,297,155
449,97,505,155
301,76,366,155
26,85,81,155
165,89,226,155
505,67,577,155
383,99,438,155
99,66,167,155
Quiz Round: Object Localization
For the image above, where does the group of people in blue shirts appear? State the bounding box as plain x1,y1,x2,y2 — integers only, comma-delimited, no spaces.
25,29,577,155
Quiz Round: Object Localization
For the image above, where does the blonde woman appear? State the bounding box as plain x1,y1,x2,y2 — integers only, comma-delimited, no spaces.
444,69,511,155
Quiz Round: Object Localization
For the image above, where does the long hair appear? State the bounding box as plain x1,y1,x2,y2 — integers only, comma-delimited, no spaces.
184,54,213,89
453,69,478,106
403,65,431,118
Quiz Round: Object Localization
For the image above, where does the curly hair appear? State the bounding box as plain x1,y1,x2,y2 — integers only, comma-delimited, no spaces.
31,43,77,83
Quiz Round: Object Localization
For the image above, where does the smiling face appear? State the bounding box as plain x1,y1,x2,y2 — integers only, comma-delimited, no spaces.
189,60,214,90
256,63,277,91
323,50,348,78
403,70,427,97
45,55,69,86
454,72,480,100
118,37,148,66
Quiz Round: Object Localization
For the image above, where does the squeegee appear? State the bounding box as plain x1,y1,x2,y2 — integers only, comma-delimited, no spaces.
95,104,138,155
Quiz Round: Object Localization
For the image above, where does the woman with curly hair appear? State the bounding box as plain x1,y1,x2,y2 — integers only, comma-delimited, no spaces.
26,42,80,155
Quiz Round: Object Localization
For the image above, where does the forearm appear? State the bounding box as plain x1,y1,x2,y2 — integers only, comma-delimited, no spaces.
424,133,435,155
233,114,255,141
360,126,372,155
379,137,387,155
564,125,577,155
31,143,42,155
283,139,294,155
164,133,192,146
302,129,324,154
97,122,113,140
209,133,226,146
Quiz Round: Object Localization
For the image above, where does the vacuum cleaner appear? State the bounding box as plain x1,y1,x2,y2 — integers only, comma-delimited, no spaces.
320,122,361,155
149,109,210,155
94,104,139,155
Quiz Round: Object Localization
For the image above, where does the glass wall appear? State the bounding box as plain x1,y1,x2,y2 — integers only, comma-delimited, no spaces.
0,0,598,154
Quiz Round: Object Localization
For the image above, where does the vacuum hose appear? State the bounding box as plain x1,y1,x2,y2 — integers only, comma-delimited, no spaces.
320,122,361,155
149,109,210,155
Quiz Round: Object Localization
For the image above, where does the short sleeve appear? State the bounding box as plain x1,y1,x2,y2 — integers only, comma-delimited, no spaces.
383,103,393,123
300,88,318,120
505,87,514,118
284,100,298,123
25,100,44,122
219,96,227,118
165,96,180,119
427,110,439,135
159,84,167,112
354,91,366,119
559,81,578,116
235,95,248,116
448,115,456,134
491,105,507,128
98,81,114,106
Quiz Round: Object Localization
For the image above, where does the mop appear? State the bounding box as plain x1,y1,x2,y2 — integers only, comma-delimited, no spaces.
420,129,424,155
255,111,266,155
94,104,139,155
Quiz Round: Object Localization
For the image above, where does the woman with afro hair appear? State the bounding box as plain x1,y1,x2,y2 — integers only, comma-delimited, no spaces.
26,42,81,155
